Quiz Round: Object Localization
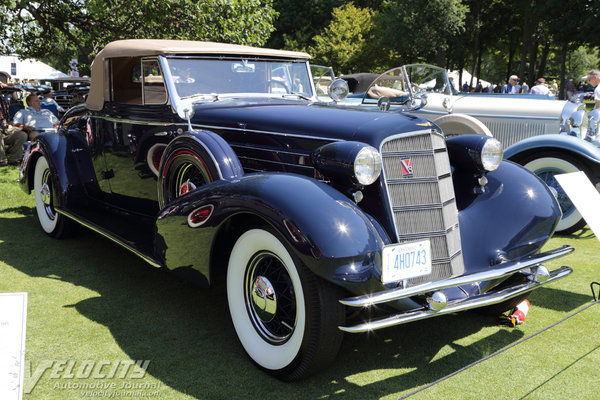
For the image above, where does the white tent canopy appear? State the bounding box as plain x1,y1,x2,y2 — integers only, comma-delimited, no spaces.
448,69,492,89
0,55,68,80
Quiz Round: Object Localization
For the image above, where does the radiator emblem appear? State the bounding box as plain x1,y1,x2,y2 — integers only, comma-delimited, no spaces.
401,158,414,177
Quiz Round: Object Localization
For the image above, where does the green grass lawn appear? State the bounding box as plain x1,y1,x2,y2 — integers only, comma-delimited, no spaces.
1,165,599,400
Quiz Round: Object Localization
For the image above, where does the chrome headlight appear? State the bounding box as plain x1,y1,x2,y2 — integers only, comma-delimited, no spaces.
446,135,504,173
585,108,600,145
481,138,503,171
312,142,382,186
354,146,382,185
560,102,586,138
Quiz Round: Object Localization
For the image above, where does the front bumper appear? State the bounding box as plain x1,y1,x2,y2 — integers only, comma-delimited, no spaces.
339,245,573,333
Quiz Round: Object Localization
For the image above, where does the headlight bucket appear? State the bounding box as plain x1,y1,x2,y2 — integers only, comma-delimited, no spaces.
312,142,382,186
446,135,503,173
560,102,586,138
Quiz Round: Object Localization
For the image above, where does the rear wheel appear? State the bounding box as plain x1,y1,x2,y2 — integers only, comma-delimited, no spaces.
227,228,345,381
522,152,589,235
33,156,75,238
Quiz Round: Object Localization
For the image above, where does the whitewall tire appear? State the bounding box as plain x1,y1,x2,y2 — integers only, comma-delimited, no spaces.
227,228,344,381
33,156,74,238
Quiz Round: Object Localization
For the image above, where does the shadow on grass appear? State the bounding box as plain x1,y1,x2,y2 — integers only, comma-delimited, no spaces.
0,214,580,399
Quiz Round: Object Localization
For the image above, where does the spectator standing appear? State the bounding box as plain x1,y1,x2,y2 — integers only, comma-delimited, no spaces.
551,79,558,94
487,83,495,93
462,82,469,93
566,79,576,100
521,80,529,93
530,78,550,96
12,93,59,140
586,70,600,108
501,75,520,94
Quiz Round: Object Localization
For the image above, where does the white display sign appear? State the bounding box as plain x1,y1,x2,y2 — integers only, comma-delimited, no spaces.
0,293,27,400
555,171,600,238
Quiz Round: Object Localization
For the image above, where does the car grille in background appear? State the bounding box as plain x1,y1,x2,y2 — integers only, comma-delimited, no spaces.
53,95,72,109
380,131,465,287
478,118,557,147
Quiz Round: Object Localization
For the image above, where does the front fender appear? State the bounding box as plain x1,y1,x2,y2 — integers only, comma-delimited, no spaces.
504,134,600,168
155,173,389,287
455,160,561,272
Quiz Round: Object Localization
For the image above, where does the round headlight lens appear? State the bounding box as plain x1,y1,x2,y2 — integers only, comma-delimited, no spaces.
354,146,382,185
481,138,503,171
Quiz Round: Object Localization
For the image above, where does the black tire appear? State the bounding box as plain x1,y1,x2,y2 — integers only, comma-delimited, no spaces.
521,151,591,235
33,156,75,238
226,227,345,381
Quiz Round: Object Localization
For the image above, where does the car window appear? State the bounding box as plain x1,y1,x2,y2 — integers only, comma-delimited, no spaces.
142,59,167,105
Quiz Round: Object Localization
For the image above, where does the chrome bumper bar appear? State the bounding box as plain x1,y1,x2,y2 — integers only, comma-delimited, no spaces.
338,245,574,333
339,265,572,333
340,245,573,307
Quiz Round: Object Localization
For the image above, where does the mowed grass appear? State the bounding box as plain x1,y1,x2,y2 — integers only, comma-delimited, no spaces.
1,165,599,400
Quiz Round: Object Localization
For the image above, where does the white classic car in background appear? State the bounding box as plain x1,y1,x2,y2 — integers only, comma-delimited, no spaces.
341,64,600,235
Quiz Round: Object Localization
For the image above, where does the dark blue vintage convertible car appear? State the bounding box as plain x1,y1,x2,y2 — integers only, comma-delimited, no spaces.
19,40,573,381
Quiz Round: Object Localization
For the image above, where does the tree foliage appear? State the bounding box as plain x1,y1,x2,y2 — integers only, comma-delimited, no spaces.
309,4,376,73
0,0,277,75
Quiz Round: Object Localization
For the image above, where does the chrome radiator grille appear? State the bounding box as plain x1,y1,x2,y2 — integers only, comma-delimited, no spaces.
478,118,558,147
381,131,464,287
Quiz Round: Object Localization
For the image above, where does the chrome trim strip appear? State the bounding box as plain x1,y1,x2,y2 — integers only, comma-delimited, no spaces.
56,208,163,269
91,115,344,143
339,245,573,307
238,156,315,171
415,109,559,121
339,265,572,333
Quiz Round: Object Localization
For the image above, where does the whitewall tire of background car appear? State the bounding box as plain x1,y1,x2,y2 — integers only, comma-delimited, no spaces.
227,227,344,381
523,153,588,235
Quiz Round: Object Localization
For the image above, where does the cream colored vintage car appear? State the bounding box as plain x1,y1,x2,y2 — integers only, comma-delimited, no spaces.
342,64,600,235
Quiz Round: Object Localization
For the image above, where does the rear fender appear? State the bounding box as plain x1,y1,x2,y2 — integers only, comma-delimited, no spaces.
19,130,92,206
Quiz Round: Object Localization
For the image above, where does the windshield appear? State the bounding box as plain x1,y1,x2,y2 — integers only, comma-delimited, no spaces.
404,65,452,95
164,57,314,99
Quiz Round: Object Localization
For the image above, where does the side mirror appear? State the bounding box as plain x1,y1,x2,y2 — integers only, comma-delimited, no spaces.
328,79,349,102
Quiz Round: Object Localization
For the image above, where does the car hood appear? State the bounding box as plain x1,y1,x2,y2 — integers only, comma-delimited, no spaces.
427,93,567,118
189,98,429,145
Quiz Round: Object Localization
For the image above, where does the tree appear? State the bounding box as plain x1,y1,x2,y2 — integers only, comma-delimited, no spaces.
0,0,277,75
309,4,376,74
375,0,467,67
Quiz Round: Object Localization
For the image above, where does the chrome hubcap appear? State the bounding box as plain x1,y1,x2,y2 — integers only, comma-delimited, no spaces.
39,169,55,220
244,251,296,344
40,182,51,206
251,276,277,322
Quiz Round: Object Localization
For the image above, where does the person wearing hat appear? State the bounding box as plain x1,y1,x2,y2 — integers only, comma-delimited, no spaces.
530,78,550,96
501,75,520,94
586,70,600,108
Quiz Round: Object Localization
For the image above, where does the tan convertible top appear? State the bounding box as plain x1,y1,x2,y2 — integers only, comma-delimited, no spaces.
87,39,311,110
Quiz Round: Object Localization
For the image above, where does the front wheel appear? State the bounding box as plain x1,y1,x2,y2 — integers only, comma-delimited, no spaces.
522,152,590,235
227,228,345,381
33,156,75,238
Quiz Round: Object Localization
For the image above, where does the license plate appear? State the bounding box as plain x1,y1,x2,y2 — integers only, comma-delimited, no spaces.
381,239,432,284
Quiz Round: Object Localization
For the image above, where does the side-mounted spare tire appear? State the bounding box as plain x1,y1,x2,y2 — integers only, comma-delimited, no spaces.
158,130,244,208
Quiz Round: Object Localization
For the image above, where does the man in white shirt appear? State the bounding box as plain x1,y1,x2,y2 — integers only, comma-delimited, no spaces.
12,93,59,140
530,78,550,96
586,70,600,109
